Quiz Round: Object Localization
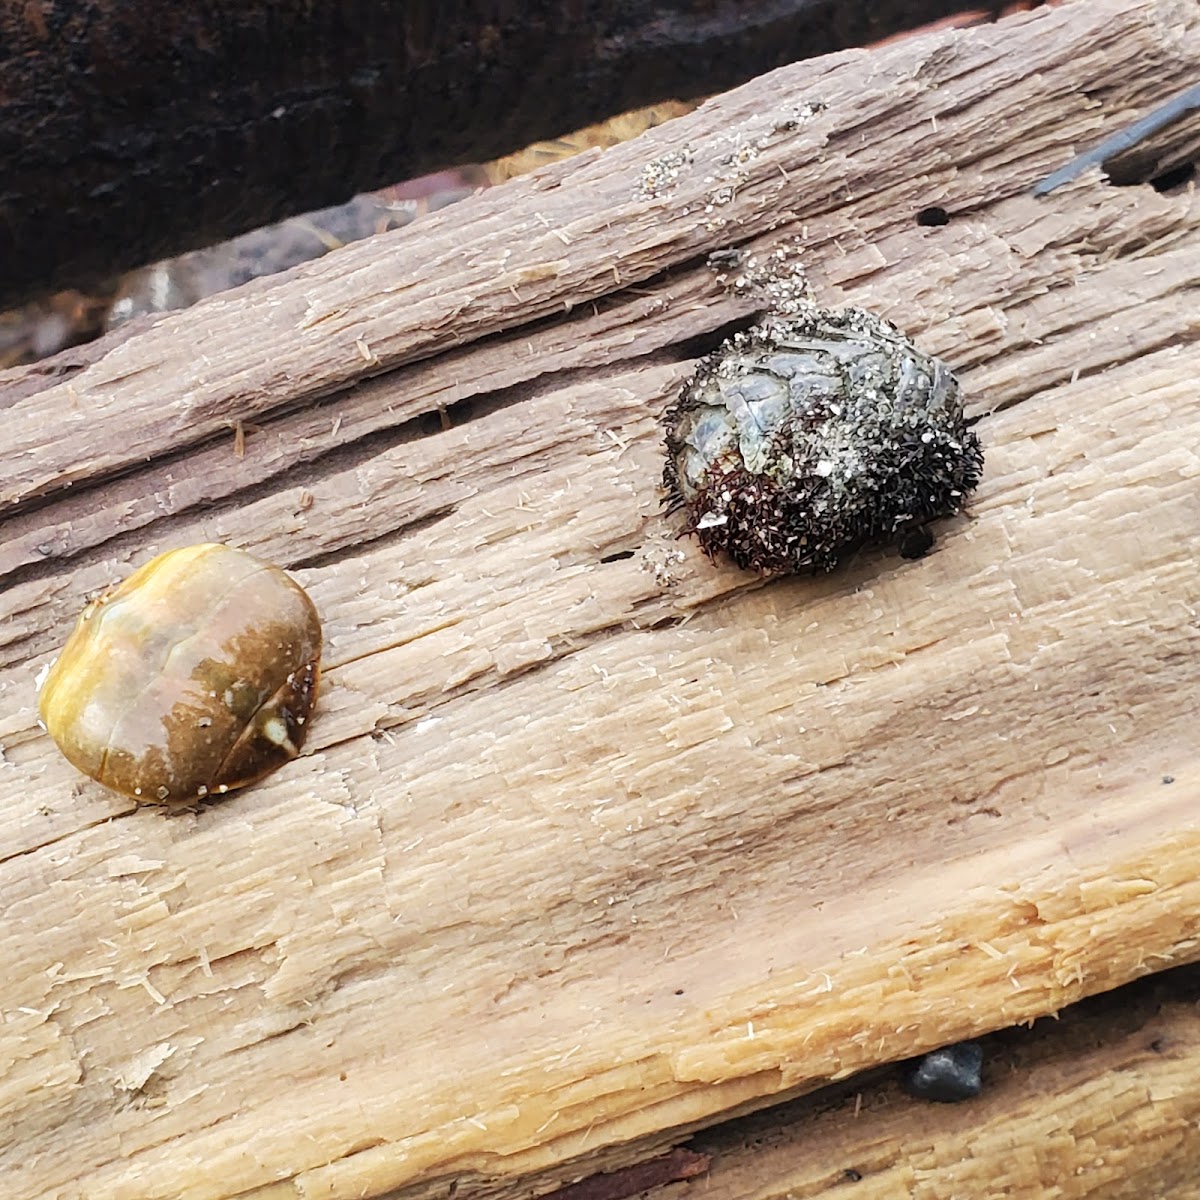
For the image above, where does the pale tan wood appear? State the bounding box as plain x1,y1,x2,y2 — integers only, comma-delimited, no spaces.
663,966,1200,1200
1,1,1199,1198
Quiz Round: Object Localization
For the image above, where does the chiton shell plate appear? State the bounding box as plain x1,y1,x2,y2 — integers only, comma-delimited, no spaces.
663,306,983,573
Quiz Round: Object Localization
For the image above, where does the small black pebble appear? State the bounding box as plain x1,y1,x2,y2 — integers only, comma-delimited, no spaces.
707,247,747,270
843,1168,864,1182
1163,775,1175,784
903,1040,984,1102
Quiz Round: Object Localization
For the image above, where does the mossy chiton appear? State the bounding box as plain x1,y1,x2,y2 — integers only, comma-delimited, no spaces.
663,306,983,573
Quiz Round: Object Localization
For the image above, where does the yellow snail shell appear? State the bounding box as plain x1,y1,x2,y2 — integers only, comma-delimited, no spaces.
37,543,321,801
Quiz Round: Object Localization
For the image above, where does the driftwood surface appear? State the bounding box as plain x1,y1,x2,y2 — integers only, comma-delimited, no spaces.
0,0,979,307
2,0,1200,1197
676,964,1200,1200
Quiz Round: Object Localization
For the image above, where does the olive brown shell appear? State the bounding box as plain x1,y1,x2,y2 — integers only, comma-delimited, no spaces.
37,543,321,801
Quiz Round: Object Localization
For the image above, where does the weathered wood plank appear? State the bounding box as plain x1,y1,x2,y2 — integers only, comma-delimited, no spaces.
668,965,1200,1200
4,0,1195,511
0,0,980,308
1,1,1199,1197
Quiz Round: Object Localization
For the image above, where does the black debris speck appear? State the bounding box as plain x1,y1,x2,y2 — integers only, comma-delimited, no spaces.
916,206,950,227
898,525,936,560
